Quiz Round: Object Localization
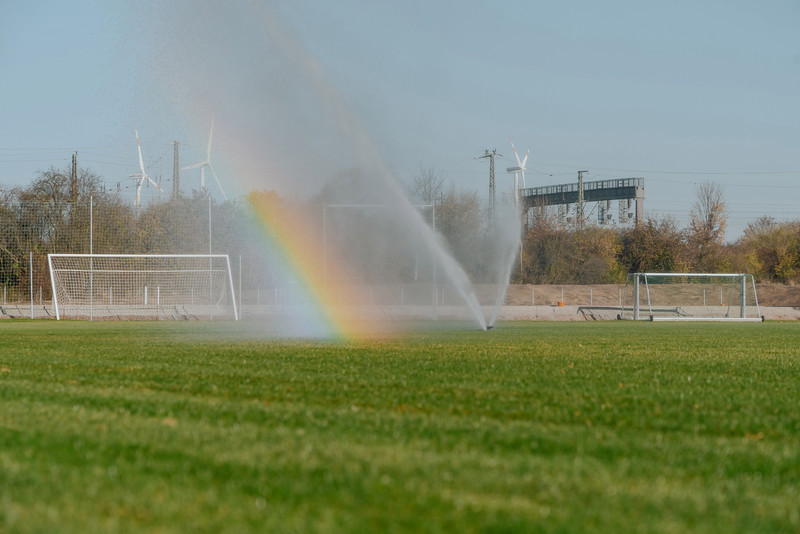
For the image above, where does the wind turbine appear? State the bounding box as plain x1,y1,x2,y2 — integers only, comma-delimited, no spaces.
182,118,228,200
506,141,530,204
129,128,164,215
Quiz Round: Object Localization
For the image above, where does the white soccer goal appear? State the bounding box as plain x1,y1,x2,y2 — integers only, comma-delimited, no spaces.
48,254,238,321
620,273,762,322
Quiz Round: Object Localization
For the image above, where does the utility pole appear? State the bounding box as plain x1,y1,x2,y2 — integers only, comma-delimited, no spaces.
577,170,588,230
479,149,501,228
70,152,78,203
173,140,180,198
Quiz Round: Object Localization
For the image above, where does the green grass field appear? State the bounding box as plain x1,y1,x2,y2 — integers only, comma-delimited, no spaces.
1,320,798,533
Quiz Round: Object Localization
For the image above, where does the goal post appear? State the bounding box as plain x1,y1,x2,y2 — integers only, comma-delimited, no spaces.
48,254,238,321
620,273,762,322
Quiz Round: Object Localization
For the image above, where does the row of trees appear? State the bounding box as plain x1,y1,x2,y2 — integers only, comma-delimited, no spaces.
518,214,800,285
0,164,274,300
2,163,798,304
517,186,800,285
410,170,800,285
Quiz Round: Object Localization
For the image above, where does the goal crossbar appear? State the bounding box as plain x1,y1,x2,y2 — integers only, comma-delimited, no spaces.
48,254,238,321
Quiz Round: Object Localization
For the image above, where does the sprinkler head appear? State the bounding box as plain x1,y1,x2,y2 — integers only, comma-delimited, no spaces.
486,325,494,330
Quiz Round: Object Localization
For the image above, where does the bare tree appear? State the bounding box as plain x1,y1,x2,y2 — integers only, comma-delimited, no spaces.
689,181,727,246
411,167,445,205
688,181,729,271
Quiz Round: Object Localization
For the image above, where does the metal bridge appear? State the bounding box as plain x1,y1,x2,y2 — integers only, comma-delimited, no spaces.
519,177,644,226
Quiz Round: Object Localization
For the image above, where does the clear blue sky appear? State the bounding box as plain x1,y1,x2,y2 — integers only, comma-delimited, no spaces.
1,1,798,239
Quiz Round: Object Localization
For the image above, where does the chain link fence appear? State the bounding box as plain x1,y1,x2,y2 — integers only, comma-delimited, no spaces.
0,177,519,320
0,192,275,318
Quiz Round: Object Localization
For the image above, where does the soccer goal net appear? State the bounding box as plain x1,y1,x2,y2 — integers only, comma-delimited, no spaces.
620,273,762,321
48,254,238,321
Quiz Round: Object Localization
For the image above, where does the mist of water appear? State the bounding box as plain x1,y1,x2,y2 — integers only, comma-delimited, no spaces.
381,177,487,331
484,200,523,328
129,1,519,333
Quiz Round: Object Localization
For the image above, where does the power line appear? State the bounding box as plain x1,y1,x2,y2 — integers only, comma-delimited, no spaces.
533,160,800,176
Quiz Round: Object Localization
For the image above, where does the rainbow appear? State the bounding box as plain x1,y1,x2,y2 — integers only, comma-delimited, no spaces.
246,191,390,340
176,116,389,339
155,2,404,339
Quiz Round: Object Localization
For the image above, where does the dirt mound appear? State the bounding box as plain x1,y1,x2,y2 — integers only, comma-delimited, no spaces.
749,284,800,307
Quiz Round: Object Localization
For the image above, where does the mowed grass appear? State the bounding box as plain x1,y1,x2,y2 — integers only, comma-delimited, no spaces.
0,320,798,533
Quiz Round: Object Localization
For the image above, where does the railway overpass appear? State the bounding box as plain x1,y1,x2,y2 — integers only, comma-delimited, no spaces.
519,177,644,227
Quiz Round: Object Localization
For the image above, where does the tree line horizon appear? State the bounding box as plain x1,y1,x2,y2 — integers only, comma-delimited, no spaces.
0,164,797,303
412,167,799,286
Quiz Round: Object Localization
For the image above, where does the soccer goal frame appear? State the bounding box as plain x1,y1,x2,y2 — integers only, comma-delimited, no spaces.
48,254,238,321
620,272,762,322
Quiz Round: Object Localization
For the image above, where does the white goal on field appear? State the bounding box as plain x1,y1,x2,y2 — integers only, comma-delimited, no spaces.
48,254,238,321
620,273,762,321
